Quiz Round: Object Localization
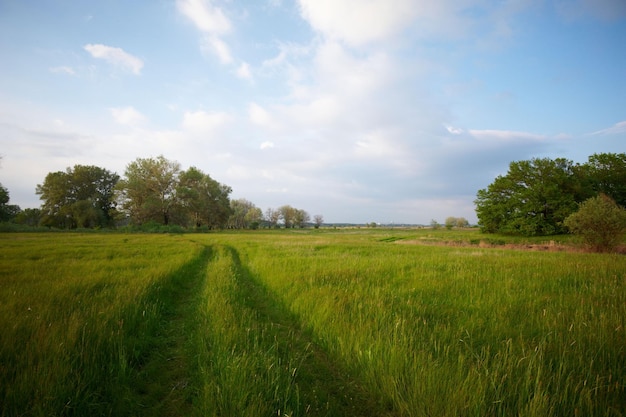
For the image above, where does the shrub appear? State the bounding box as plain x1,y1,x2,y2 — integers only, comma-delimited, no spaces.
564,194,626,252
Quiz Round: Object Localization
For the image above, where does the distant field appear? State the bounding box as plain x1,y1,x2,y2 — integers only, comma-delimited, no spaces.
1,230,624,416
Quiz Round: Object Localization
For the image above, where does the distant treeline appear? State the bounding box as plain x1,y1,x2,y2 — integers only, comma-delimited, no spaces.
0,155,323,230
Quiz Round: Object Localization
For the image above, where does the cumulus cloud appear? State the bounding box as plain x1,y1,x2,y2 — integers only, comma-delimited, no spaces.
298,0,416,45
297,0,541,49
84,44,143,75
110,106,146,126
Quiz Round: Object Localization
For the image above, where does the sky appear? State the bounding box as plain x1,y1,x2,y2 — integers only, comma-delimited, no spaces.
0,0,625,225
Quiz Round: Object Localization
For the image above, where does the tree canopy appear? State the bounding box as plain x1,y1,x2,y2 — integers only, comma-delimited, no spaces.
115,156,232,228
475,153,626,236
36,165,119,228
0,183,21,222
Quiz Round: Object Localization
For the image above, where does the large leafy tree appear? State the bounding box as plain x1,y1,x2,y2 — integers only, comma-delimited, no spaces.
584,153,626,207
36,165,119,228
278,205,296,228
475,158,580,235
116,156,181,225
475,153,626,236
117,157,232,228
228,198,262,229
178,166,232,228
293,208,310,228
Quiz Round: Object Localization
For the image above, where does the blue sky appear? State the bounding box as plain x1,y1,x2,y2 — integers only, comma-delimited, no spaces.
1,0,625,224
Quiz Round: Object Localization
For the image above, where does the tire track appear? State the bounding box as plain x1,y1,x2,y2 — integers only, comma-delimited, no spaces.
126,245,211,417
223,245,395,417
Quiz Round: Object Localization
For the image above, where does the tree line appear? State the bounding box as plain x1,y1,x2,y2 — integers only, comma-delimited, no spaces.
475,152,626,238
0,155,322,230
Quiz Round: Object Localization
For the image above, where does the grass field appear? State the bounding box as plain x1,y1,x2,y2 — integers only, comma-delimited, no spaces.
0,229,624,416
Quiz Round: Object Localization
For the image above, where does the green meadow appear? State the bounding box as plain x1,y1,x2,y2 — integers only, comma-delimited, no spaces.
0,230,624,416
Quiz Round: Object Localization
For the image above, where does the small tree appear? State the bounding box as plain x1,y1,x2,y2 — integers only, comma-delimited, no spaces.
564,194,626,252
265,207,280,228
456,217,470,228
445,217,456,230
313,214,324,229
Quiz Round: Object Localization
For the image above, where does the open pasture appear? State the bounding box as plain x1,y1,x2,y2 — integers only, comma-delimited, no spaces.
0,230,624,416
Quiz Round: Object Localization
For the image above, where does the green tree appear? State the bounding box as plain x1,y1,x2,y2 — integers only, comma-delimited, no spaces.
564,194,626,252
14,208,41,226
0,183,12,221
293,208,310,228
278,205,296,228
475,158,580,235
36,165,119,228
178,166,232,229
584,153,626,207
228,198,263,229
245,206,263,229
456,217,470,228
116,156,181,226
444,216,470,229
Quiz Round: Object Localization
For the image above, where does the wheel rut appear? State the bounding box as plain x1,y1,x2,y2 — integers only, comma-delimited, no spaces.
223,245,395,417
127,245,211,417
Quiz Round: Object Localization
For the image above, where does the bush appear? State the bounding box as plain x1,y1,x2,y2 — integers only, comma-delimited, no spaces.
564,194,626,252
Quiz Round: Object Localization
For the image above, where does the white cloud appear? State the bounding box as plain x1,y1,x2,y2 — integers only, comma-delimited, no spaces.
249,103,278,129
297,0,538,48
176,0,231,34
590,121,626,136
260,141,275,150
110,106,146,126
445,125,464,135
298,0,417,45
468,129,547,142
355,129,403,159
49,66,76,76
236,62,252,80
182,110,232,133
177,0,236,67
84,44,143,75
201,35,233,64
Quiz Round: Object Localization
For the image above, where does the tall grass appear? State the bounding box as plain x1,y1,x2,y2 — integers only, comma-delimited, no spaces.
0,233,203,416
193,244,389,416
1,229,624,416
213,229,626,416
